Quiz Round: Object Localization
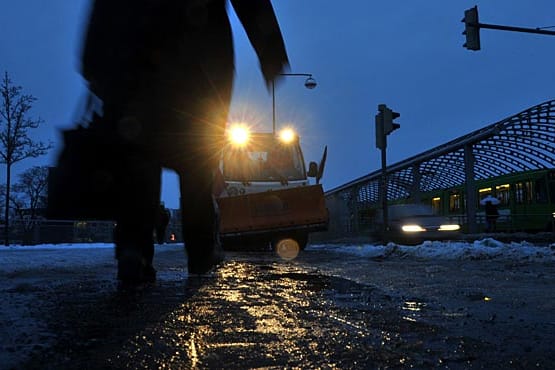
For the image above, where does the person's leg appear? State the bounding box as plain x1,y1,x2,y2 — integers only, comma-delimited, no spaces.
178,161,223,274
146,58,232,274
114,150,161,283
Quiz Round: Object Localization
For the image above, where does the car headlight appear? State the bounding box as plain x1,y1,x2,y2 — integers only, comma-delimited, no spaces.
402,225,426,232
439,224,460,231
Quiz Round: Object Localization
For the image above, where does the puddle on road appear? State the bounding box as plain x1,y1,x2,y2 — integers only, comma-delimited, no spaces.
124,260,476,369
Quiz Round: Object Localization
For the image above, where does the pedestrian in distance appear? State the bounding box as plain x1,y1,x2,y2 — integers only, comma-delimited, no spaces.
484,200,499,232
80,0,290,285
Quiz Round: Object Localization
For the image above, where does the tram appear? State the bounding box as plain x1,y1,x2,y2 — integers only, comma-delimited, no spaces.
420,169,555,232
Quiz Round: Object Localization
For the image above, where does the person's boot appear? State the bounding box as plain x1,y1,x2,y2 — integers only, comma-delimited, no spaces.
117,247,156,285
117,248,145,284
186,238,224,275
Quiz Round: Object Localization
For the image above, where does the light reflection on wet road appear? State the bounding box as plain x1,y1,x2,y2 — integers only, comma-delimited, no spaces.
104,259,444,369
22,247,555,369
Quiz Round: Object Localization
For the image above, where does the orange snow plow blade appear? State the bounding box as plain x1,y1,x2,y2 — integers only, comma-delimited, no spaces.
218,185,328,236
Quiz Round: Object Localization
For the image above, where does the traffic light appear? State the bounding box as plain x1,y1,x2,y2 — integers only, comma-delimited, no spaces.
375,104,400,149
382,105,400,135
462,6,481,50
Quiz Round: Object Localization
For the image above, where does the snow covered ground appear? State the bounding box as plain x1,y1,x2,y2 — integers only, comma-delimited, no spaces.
1,238,554,368
1,237,554,271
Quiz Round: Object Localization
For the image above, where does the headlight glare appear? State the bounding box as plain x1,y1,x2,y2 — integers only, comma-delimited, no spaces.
439,224,460,231
278,128,296,144
402,225,426,232
228,124,250,146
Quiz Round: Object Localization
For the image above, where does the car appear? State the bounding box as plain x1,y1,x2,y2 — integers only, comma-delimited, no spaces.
377,204,461,245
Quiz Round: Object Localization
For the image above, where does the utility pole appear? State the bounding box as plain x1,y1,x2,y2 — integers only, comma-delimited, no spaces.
462,6,555,51
375,104,400,240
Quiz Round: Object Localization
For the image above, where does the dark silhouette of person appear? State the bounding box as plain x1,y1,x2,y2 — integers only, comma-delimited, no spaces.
81,0,289,284
484,200,499,232
154,204,171,244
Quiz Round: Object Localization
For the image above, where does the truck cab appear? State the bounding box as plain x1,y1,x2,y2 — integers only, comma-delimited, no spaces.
220,127,316,196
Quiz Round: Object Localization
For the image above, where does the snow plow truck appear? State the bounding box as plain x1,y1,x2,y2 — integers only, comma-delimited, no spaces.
216,125,328,251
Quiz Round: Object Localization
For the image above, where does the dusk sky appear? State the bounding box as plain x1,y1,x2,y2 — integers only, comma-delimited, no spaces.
1,1,554,209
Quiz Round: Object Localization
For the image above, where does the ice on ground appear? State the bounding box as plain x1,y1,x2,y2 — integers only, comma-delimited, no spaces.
0,239,553,368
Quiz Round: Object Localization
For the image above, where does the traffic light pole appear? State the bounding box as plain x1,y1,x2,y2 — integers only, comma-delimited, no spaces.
375,104,400,241
472,22,555,36
380,143,389,239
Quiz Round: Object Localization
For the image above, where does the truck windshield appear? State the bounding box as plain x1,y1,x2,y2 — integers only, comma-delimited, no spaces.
222,136,306,182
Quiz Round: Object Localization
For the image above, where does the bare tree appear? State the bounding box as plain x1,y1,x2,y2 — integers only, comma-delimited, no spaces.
0,71,51,245
11,166,49,230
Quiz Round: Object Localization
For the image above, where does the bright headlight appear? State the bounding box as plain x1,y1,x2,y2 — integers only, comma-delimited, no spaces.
439,224,460,231
402,225,426,232
228,124,250,146
279,128,296,144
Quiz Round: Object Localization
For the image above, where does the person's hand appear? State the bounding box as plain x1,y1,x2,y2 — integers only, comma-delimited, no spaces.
262,60,290,91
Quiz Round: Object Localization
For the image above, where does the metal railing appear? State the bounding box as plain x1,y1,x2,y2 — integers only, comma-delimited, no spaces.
1,219,117,245
1,218,186,246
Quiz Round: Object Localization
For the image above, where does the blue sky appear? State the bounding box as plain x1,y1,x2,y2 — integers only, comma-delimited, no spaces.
1,1,554,209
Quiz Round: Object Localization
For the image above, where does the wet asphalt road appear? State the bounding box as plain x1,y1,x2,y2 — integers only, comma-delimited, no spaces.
17,245,555,369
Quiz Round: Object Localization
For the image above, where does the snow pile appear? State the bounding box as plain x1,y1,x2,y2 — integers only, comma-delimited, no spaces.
1,239,554,271
310,238,555,262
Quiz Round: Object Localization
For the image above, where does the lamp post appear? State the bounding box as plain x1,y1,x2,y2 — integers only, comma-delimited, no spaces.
272,73,317,134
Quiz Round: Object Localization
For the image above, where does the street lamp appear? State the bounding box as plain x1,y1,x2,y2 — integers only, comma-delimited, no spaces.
272,73,317,134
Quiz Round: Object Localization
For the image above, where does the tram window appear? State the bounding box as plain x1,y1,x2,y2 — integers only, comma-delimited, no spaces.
431,197,441,213
515,182,525,204
525,181,533,203
535,178,548,203
515,181,533,204
449,194,461,212
496,184,510,205
549,181,555,204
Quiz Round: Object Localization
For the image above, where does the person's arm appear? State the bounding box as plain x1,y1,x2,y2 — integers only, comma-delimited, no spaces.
230,0,290,87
